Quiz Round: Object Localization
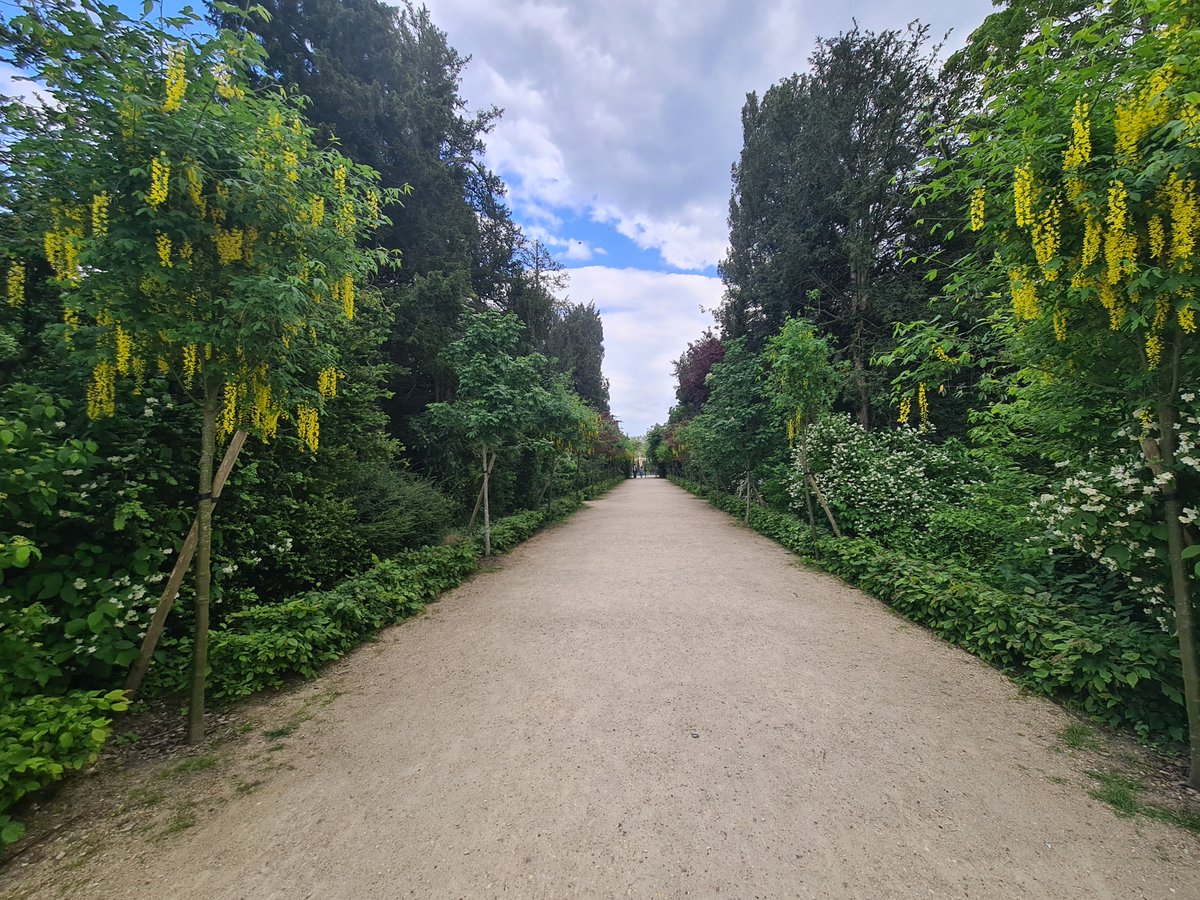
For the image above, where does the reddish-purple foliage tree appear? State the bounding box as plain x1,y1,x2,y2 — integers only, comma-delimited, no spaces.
673,330,725,416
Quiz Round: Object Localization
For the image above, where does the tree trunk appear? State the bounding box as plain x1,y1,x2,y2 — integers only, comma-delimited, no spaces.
125,430,247,695
745,463,752,524
1156,400,1200,788
482,444,492,558
186,399,218,744
850,252,871,429
799,426,818,544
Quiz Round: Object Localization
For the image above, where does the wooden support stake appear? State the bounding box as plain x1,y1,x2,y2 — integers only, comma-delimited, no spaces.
124,430,248,695
467,451,498,531
808,473,843,538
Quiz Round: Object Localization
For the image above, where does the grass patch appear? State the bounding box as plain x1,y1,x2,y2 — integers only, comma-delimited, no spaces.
158,802,198,838
263,724,296,741
159,754,220,778
1060,723,1103,752
1087,770,1200,833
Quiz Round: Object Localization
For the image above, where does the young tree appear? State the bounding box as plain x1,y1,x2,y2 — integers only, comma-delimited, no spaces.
422,311,550,556
687,339,776,521
937,0,1200,784
1,1,397,740
764,317,841,538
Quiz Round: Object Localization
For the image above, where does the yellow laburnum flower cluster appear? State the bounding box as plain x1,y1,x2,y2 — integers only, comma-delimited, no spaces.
917,383,929,427
898,394,912,425
163,46,187,113
1148,215,1166,260
148,154,170,207
1081,215,1102,269
969,187,985,232
296,404,319,453
1104,182,1137,284
182,343,199,387
220,380,239,437
1032,196,1063,280
1009,268,1039,321
1114,64,1176,163
212,62,245,101
91,193,110,236
333,165,346,197
87,359,116,419
214,225,244,265
114,325,134,376
1179,291,1197,334
6,263,25,307
43,206,84,286
156,233,173,268
1098,283,1125,331
1063,98,1092,170
283,150,299,182
317,367,339,399
1167,170,1198,269
336,201,356,237
310,196,325,228
330,274,355,320
1013,164,1035,228
1053,308,1068,342
251,377,281,439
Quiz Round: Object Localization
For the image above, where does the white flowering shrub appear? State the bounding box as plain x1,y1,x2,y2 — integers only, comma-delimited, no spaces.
793,413,1028,562
1030,393,1200,629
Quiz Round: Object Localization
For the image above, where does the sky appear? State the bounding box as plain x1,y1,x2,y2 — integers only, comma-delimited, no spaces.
0,0,1001,437
411,0,999,436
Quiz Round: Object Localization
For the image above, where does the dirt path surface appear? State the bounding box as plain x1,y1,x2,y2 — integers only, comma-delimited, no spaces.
12,480,1200,898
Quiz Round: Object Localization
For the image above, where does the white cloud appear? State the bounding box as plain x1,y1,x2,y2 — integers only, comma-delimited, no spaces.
559,266,722,436
417,0,996,272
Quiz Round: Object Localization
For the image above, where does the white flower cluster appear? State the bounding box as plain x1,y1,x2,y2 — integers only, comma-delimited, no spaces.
1029,395,1200,630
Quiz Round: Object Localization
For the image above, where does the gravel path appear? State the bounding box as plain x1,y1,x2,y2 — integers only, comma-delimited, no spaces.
76,480,1199,897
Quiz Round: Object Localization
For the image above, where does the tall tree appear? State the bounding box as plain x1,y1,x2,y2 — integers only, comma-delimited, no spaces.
548,301,610,413
720,24,940,427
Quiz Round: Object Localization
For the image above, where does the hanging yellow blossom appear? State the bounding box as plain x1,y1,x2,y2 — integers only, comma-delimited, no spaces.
87,359,116,419
156,232,173,268
1099,283,1125,331
898,395,912,425
340,274,354,320
1013,164,1035,228
91,192,110,235
63,306,80,344
1180,293,1197,334
148,154,170,207
1114,64,1176,163
179,239,194,262
1009,267,1040,321
969,187,985,232
309,196,325,227
1104,181,1137,283
115,325,133,375
220,380,238,437
1148,215,1166,260
212,62,244,101
333,165,346,197
214,225,244,265
297,404,319,453
1081,216,1102,269
917,383,929,427
163,46,187,113
1032,196,1063,280
1063,98,1092,170
337,200,356,236
1052,308,1068,342
1146,332,1164,369
157,355,170,375
1167,169,1198,269
6,263,25,307
317,367,339,399
283,150,298,182
182,343,199,387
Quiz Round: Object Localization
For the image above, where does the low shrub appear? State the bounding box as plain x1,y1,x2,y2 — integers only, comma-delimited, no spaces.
673,478,1186,742
1,689,129,847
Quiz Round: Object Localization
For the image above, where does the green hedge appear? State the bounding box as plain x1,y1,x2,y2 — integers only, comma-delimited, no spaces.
674,478,1186,742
